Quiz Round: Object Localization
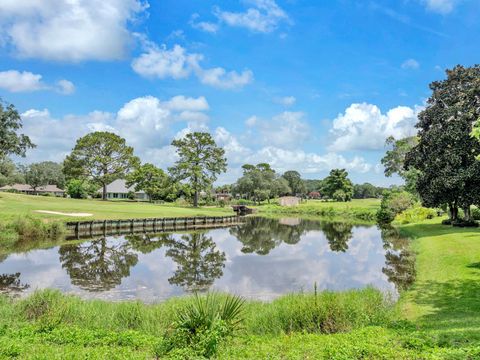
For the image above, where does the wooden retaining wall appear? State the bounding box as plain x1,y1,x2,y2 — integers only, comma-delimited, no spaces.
66,215,243,240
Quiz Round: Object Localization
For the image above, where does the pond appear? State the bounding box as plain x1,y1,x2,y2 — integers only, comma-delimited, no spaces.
0,217,414,302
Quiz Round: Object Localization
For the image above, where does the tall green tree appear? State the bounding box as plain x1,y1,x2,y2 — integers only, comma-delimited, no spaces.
126,163,178,202
169,132,227,207
322,169,354,201
0,157,24,187
282,170,306,196
405,65,480,221
0,101,35,159
63,132,140,200
25,161,65,193
381,136,419,194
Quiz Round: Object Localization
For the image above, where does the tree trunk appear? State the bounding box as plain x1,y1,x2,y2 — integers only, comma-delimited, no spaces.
449,203,458,221
102,184,107,201
463,205,471,221
193,190,199,207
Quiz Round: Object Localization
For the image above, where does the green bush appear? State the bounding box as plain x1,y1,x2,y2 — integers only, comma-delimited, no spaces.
395,206,437,224
377,191,416,224
471,207,480,220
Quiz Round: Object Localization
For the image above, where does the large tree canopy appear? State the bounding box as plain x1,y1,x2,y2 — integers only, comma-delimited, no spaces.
0,157,24,187
25,161,65,192
322,169,354,202
169,132,227,207
381,136,420,195
282,170,306,196
64,132,139,200
405,65,480,220
126,163,179,202
0,101,35,159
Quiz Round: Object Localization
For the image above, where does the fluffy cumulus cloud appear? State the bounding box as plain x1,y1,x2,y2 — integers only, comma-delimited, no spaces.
422,0,456,14
189,13,219,33
18,95,210,163
132,42,253,89
214,0,290,33
0,70,74,94
0,0,148,61
328,103,420,152
401,58,420,70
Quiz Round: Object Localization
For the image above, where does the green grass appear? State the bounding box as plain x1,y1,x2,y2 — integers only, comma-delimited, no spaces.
0,192,232,222
255,198,381,222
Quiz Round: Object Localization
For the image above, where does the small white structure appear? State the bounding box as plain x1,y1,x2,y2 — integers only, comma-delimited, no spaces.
0,184,64,196
279,196,301,207
100,179,149,200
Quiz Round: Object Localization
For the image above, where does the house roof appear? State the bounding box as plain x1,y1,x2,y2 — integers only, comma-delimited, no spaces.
0,184,64,192
99,179,145,194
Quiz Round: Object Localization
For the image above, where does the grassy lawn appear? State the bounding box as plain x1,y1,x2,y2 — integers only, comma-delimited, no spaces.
398,218,480,344
0,192,232,222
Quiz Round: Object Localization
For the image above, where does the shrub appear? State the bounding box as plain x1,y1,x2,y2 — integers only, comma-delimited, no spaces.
333,190,347,202
395,206,437,224
377,191,416,224
157,293,245,358
472,207,480,221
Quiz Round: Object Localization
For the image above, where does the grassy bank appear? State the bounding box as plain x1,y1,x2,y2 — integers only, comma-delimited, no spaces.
0,288,393,359
0,192,232,222
255,199,380,222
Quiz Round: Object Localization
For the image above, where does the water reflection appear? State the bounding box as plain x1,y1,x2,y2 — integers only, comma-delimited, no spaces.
0,272,29,296
59,238,138,291
0,217,415,301
381,227,416,291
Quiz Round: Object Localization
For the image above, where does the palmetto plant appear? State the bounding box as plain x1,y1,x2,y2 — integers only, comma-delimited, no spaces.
175,292,245,335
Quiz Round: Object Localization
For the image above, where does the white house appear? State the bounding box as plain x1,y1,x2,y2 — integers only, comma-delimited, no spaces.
100,179,149,200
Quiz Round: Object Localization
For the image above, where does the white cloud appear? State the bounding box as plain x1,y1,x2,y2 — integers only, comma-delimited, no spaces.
328,103,420,152
18,95,210,163
253,111,310,148
131,44,199,79
422,0,456,14
132,43,253,89
275,96,296,106
56,79,75,95
0,70,75,95
0,0,148,61
189,13,219,33
245,116,258,127
0,70,45,92
401,58,420,70
214,0,290,33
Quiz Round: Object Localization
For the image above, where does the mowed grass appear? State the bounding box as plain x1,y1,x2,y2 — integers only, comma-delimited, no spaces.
399,218,480,345
0,192,232,222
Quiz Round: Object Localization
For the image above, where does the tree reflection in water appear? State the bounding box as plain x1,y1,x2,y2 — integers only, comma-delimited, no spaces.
231,217,355,255
59,238,138,292
322,222,354,252
164,233,226,293
0,272,29,296
381,226,416,291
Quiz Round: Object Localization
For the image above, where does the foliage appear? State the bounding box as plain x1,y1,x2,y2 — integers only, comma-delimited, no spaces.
322,169,353,201
65,179,97,199
0,157,24,187
157,293,245,358
381,136,420,194
233,163,291,204
405,65,480,221
282,170,306,195
63,132,140,200
24,161,65,191
0,216,65,244
377,191,416,224
353,182,384,199
126,163,178,202
170,132,227,207
395,206,437,224
0,100,35,159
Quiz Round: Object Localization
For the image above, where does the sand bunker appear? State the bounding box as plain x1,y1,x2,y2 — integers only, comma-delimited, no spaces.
35,210,93,217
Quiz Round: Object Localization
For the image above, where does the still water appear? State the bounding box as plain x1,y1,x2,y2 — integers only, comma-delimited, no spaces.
0,217,414,302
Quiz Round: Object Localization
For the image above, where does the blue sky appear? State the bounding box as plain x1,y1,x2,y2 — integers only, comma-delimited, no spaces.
0,0,478,185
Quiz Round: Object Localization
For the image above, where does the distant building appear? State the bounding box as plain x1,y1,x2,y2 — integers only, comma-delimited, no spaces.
279,196,301,207
308,191,321,199
0,184,65,197
99,179,149,200
215,192,232,202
